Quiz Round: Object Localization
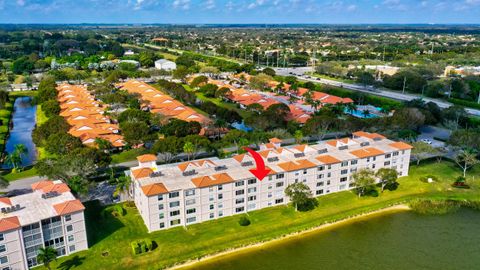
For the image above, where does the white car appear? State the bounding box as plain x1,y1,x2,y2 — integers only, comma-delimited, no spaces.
421,139,433,145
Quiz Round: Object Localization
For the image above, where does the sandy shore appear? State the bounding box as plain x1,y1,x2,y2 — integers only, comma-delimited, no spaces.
168,204,411,270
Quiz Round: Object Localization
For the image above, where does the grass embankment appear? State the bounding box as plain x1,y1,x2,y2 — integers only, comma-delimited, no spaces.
43,160,480,270
111,148,149,164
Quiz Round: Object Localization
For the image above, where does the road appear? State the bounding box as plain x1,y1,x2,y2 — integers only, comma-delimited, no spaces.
274,67,480,116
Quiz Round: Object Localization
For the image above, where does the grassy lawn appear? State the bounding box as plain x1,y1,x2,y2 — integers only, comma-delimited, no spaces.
36,104,48,126
111,148,149,164
0,100,14,153
44,160,480,270
307,72,356,84
3,167,38,181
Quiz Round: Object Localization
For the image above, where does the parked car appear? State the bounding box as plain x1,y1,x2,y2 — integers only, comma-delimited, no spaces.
421,139,433,145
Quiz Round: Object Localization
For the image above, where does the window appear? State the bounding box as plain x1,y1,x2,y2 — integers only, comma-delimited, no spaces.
318,166,325,171
209,204,214,210
385,154,391,158
218,211,223,217
275,198,284,204
350,168,357,173
248,187,257,193
341,169,348,175
327,172,331,178
0,234,3,242
276,173,285,179
316,181,324,187
303,169,308,175
373,156,376,161
158,204,164,210
159,222,165,229
65,215,71,222
384,161,391,166
316,189,324,195
218,185,223,191
276,182,284,188
218,203,223,209
69,245,76,252
186,199,196,206
236,198,244,204
185,189,195,196
236,207,244,213
366,158,370,162
0,256,7,264
235,190,244,196
187,217,196,223
247,203,256,210
170,210,180,217
170,219,181,226
341,161,348,167
393,151,399,156
235,181,244,187
66,225,73,232
340,177,347,182
317,174,324,179
68,235,74,243
169,191,179,198
326,180,331,185
159,213,164,219
157,194,163,201
209,187,214,192
351,160,358,165
209,195,214,201
169,201,180,208
248,179,257,185
268,192,272,198
0,245,5,253
209,213,215,219
218,194,223,200
372,164,376,169
248,195,256,201
186,208,196,214
327,165,332,170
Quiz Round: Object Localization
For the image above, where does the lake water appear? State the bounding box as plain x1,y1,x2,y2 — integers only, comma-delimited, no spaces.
180,209,480,270
2,96,37,168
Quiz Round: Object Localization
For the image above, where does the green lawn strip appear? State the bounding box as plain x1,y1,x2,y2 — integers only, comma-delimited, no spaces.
3,167,38,181
36,104,48,126
308,73,356,84
111,148,149,164
45,161,480,270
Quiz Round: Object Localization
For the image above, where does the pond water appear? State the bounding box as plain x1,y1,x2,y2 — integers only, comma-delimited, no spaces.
2,96,37,169
180,209,480,270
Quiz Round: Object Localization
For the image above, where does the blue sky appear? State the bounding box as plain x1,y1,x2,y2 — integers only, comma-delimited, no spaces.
0,0,479,24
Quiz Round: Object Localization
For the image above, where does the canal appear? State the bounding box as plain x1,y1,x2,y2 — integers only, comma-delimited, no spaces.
2,96,37,169
180,209,480,270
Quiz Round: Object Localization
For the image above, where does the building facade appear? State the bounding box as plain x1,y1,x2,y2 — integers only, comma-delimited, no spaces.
154,59,176,71
0,180,88,270
128,131,412,233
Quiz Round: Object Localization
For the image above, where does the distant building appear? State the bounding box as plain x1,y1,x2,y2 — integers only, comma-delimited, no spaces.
124,50,135,56
0,180,88,269
444,65,480,77
155,59,176,71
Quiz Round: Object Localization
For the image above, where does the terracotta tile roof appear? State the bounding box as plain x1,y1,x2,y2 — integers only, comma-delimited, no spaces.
31,180,71,194
350,147,385,158
389,141,413,150
132,168,154,179
316,155,341,164
137,154,157,163
53,199,85,215
191,173,234,188
141,183,168,196
352,131,386,140
277,159,316,172
269,137,283,143
0,216,20,232
0,197,11,206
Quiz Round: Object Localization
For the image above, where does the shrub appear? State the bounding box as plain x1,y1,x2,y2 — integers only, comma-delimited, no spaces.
111,205,125,216
131,241,141,255
452,176,470,189
131,239,155,255
409,199,461,215
238,216,251,226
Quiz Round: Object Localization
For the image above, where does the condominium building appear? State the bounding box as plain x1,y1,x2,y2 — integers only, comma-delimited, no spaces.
128,131,412,233
0,180,88,269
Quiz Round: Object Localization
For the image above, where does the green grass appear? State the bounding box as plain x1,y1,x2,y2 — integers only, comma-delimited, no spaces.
44,160,480,270
3,167,38,181
36,104,48,126
308,72,356,84
111,148,149,164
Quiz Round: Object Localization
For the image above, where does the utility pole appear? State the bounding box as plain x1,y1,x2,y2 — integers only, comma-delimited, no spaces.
382,46,386,62
402,76,407,94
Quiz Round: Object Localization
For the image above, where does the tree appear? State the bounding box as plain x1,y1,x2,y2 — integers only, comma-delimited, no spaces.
172,66,190,82
120,121,150,145
391,107,425,131
285,182,314,211
215,87,231,99
249,74,273,90
94,138,113,152
352,168,376,197
41,99,61,117
45,132,82,156
183,135,209,160
375,168,398,192
112,175,132,197
294,130,303,144
161,119,201,137
5,144,28,171
411,141,440,165
262,67,276,76
443,105,468,130
183,141,195,161
139,51,155,67
37,247,58,270
190,75,208,88
199,66,219,77
153,136,184,163
454,150,479,177
37,77,57,104
67,175,90,195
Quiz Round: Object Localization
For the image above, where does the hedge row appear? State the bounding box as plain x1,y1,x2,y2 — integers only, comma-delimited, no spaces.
131,239,155,255
448,98,480,110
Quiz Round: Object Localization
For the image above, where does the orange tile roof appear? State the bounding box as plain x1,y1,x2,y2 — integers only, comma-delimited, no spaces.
191,173,234,188
132,168,154,179
53,199,85,215
141,183,169,196
31,180,71,194
352,131,386,140
316,155,341,164
0,216,20,232
137,154,157,163
0,197,11,206
277,159,316,172
269,137,282,143
350,147,385,158
389,141,413,150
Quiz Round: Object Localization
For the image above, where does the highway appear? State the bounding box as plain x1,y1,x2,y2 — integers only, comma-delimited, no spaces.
274,67,480,116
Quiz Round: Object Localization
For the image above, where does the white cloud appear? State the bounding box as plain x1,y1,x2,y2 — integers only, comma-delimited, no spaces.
204,0,215,9
346,4,356,11
248,0,266,9
173,0,190,10
382,0,407,11
16,0,25,6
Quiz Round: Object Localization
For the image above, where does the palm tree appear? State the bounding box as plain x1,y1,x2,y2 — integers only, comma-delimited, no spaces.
0,175,9,189
214,119,227,140
37,247,58,270
115,175,132,195
6,144,29,171
345,103,357,114
362,109,370,118
294,130,304,144
183,141,195,161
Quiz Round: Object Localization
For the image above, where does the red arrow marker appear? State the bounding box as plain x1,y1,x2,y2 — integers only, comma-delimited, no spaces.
243,147,271,181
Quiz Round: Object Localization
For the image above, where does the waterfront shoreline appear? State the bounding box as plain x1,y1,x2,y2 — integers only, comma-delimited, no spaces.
168,204,411,270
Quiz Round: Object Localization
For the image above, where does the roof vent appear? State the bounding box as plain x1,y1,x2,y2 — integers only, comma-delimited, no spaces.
241,161,254,167
317,148,328,154
214,165,228,171
294,153,305,158
338,145,348,150
41,191,60,199
373,137,382,141
150,171,163,177
267,157,279,162
182,170,197,177
1,204,21,213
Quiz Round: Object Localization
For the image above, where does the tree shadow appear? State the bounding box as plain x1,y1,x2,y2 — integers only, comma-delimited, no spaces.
57,255,85,270
84,200,125,247
298,198,319,212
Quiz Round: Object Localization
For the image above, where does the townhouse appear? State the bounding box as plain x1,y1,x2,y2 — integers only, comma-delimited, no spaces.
57,84,125,148
128,131,412,232
0,180,88,269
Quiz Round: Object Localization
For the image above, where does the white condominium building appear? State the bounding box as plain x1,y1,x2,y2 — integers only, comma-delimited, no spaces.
0,180,88,270
129,131,412,233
